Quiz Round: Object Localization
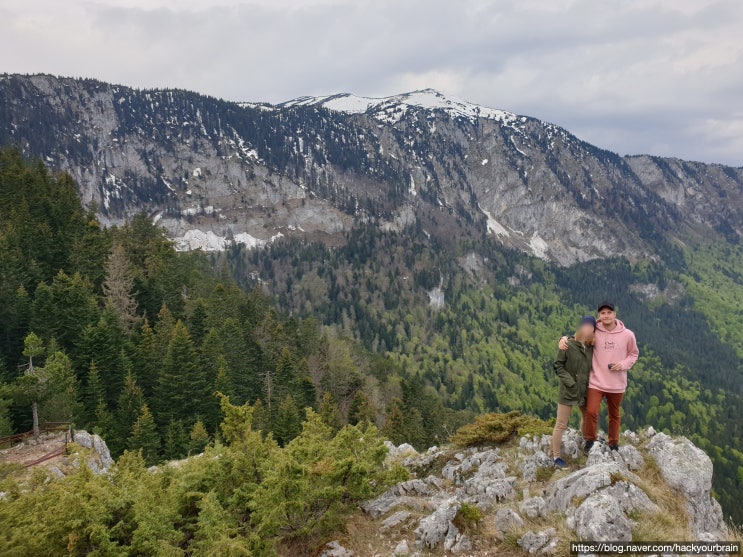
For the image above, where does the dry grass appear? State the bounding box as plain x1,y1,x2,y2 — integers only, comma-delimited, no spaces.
631,457,692,542
495,512,577,557
726,521,743,543
339,508,429,557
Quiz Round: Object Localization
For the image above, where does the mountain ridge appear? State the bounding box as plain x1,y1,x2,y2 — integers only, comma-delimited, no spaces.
276,88,522,125
1,73,741,265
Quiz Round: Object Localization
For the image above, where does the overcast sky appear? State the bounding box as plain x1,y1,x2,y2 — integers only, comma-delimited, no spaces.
2,0,742,165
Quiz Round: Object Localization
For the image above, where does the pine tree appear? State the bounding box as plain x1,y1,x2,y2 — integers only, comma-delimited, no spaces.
220,318,259,404
102,243,139,330
67,207,110,290
83,361,105,426
92,400,114,440
207,355,233,429
320,336,364,414
112,371,145,455
291,358,317,410
274,347,296,400
187,301,208,346
155,320,207,427
382,398,425,446
189,419,210,455
75,312,127,405
163,419,188,460
319,391,343,432
135,320,159,397
153,304,175,355
0,396,13,436
22,333,45,438
128,404,160,465
274,395,301,445
30,271,99,353
38,351,80,424
251,398,269,433
348,391,376,425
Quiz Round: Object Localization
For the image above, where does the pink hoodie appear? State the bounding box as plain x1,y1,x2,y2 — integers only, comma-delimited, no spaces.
589,319,639,393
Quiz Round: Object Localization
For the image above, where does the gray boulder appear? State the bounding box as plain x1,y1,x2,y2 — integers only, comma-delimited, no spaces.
602,481,659,514
384,440,419,465
518,528,558,554
585,443,622,468
457,476,517,508
573,491,632,542
362,477,440,518
617,445,644,471
647,433,726,537
73,430,94,449
559,429,583,460
92,435,113,468
518,450,554,482
392,539,410,556
404,445,445,469
622,429,641,445
519,434,552,455
442,448,503,483
494,508,525,540
72,430,113,471
546,462,623,512
319,540,354,557
379,510,410,532
388,478,431,497
414,497,459,549
445,532,472,554
520,496,546,518
46,465,65,479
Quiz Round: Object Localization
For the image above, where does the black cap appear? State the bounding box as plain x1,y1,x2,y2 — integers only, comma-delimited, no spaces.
597,301,615,312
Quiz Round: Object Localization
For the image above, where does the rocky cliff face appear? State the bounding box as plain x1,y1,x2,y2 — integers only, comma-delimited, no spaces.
325,427,728,556
1,75,741,264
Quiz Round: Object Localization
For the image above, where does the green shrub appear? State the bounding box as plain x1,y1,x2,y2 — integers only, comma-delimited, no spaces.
536,466,554,482
453,502,484,533
450,411,553,447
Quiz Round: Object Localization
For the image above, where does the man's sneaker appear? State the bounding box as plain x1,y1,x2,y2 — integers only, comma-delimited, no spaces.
583,440,594,455
554,458,568,469
609,443,619,451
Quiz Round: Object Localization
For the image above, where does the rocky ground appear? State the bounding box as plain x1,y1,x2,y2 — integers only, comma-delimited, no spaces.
0,431,68,467
0,430,113,477
319,428,729,557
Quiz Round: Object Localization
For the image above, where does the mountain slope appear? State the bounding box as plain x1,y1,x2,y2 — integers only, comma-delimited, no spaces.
1,144,743,527
1,74,741,264
1,76,743,524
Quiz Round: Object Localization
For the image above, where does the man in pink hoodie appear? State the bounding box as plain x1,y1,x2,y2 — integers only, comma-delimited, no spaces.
560,301,639,452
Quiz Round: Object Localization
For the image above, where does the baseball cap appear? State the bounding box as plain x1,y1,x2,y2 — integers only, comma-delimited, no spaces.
597,301,615,312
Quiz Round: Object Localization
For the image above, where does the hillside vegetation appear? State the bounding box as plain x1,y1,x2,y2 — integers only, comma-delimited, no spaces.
0,147,742,525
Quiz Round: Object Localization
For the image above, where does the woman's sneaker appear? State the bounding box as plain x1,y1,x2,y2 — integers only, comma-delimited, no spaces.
554,457,568,469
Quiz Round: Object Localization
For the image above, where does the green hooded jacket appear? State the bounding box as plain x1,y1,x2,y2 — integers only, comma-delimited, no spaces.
553,339,592,406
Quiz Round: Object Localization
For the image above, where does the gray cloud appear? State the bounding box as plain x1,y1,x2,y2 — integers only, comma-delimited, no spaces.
1,0,741,165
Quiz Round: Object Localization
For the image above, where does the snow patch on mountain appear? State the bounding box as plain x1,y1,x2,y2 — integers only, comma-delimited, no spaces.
281,89,520,125
174,229,280,252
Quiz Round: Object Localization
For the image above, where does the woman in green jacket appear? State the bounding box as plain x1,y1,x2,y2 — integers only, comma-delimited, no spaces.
551,315,595,468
